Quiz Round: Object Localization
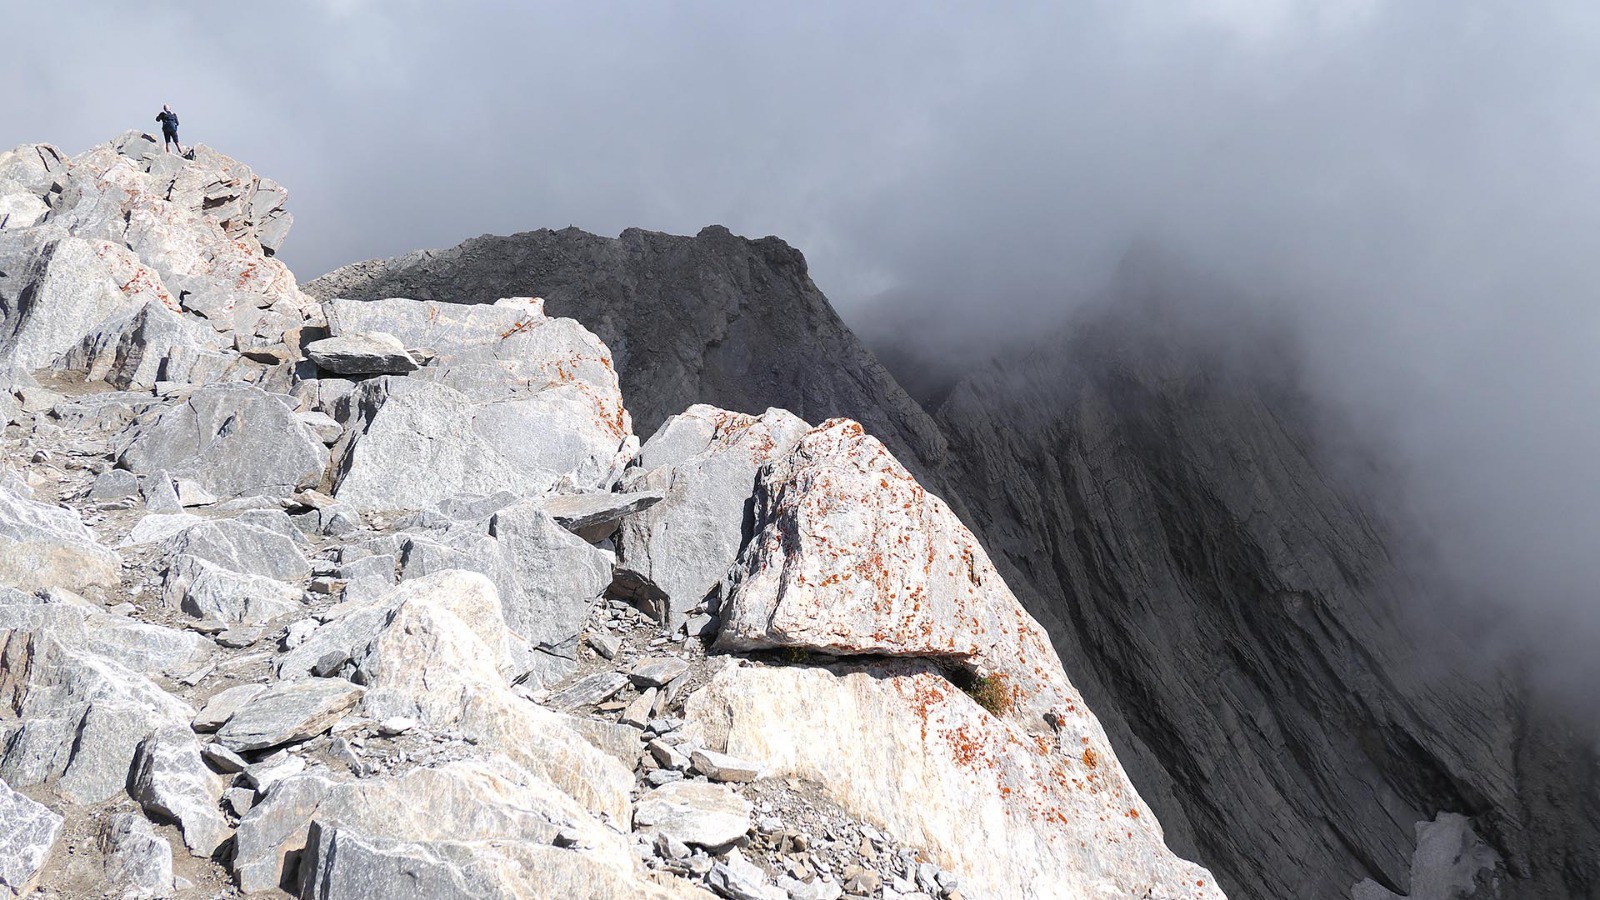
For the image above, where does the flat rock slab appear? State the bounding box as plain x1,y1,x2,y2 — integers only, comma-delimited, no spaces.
689,748,762,783
0,776,63,897
306,331,418,375
543,490,663,539
545,672,629,709
216,678,365,752
633,780,752,849
192,683,266,733
630,658,689,688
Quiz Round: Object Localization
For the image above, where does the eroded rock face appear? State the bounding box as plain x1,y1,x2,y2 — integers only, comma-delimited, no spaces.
715,418,1070,722
115,382,326,499
685,661,1222,900
616,405,809,627
931,293,1598,898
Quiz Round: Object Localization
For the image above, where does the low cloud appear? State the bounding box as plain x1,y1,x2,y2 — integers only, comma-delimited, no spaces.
6,1,1600,694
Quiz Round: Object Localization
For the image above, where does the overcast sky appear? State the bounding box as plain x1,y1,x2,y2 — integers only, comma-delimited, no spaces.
7,0,1600,690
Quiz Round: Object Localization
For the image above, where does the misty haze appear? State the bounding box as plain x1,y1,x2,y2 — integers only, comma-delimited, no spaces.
1,2,1597,899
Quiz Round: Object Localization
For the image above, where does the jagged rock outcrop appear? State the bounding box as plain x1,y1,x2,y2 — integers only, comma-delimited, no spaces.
931,284,1600,899
305,225,948,478
0,133,1219,900
616,404,809,627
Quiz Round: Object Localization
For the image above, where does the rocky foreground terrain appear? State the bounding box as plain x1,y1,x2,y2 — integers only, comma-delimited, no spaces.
0,134,1222,898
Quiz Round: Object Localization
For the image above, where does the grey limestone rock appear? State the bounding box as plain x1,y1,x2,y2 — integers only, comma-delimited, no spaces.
305,331,418,375
0,234,159,372
128,725,230,857
615,405,809,628
163,554,301,625
488,500,614,676
116,382,326,499
0,776,62,898
633,781,752,850
0,629,194,804
160,517,311,582
0,474,121,594
192,684,268,733
542,489,663,542
0,587,209,678
215,677,365,752
330,375,628,514
100,810,175,900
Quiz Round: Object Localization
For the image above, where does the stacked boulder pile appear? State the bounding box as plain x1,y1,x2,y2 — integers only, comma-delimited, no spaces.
0,134,1223,899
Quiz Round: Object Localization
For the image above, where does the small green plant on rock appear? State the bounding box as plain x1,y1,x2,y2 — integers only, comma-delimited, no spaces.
954,669,1014,717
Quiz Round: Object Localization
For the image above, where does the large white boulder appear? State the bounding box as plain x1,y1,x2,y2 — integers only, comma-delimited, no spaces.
326,297,635,513
234,757,703,898
684,661,1224,900
346,571,636,824
715,418,1072,722
0,235,177,372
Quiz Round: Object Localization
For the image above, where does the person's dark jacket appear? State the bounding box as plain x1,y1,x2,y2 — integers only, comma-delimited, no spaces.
156,111,179,132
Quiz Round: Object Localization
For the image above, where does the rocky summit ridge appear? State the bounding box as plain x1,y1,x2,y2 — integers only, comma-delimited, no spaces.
0,134,1218,898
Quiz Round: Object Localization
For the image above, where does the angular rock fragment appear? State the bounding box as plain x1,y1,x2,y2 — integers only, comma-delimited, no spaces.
100,811,175,899
633,781,752,850
689,747,761,783
616,405,808,627
128,725,230,857
161,517,310,582
192,683,267,733
163,554,301,625
0,587,209,678
0,776,62,898
305,331,418,375
0,475,121,594
215,677,365,752
116,382,326,498
630,657,689,688
543,489,663,542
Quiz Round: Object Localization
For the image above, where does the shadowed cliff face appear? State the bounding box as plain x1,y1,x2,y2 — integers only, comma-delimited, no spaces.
931,288,1600,900
306,226,948,483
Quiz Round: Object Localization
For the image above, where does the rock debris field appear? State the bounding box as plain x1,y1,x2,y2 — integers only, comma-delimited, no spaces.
0,133,1223,899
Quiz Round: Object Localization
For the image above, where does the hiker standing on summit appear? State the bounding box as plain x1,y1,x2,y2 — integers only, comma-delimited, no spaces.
155,104,183,155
